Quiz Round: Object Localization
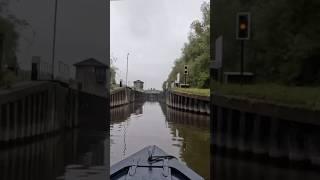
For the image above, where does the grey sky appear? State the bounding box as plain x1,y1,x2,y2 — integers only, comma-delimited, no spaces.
5,0,206,89
7,0,108,78
111,0,207,89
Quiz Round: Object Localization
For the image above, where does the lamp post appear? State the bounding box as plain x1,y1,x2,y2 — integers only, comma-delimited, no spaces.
51,0,58,80
126,53,129,86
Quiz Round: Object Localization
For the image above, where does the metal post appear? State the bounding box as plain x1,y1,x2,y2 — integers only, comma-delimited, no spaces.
126,53,129,86
51,0,58,80
0,34,3,70
240,40,244,85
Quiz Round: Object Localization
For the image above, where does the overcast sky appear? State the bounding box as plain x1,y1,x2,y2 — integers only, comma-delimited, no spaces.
7,0,108,78
4,0,206,89
111,0,207,89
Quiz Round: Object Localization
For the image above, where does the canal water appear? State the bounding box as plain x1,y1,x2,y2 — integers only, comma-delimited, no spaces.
213,151,320,180
0,115,109,180
110,101,211,179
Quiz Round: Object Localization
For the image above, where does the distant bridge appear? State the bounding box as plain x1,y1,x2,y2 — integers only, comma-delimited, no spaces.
110,88,164,107
144,89,162,101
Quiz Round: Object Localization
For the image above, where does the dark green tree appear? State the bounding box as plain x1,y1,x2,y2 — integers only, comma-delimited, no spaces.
166,2,210,88
0,2,29,86
213,0,320,85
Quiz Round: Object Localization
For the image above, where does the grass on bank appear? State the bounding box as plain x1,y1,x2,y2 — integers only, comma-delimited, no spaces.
0,71,17,89
173,87,210,97
211,82,320,110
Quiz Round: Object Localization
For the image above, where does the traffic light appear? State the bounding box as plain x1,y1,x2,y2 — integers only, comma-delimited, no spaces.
236,12,250,40
184,65,188,74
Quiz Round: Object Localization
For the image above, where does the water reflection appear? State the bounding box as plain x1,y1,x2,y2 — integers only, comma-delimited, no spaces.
165,106,210,178
213,149,320,180
110,101,210,179
0,127,108,180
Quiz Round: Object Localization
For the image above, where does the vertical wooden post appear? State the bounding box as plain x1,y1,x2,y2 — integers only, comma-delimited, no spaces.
0,105,3,142
226,109,235,149
0,33,4,70
27,95,32,137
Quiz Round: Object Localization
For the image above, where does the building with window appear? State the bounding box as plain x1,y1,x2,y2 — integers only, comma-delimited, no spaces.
133,80,144,90
74,58,108,96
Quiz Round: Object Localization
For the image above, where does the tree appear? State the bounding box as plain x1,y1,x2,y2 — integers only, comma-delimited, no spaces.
166,2,210,88
213,0,320,85
110,56,118,86
0,2,29,87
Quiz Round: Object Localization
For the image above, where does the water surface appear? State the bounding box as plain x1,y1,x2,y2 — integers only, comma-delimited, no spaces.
110,101,210,179
0,118,108,180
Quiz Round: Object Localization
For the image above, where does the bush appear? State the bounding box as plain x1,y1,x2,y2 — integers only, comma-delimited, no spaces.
0,70,17,88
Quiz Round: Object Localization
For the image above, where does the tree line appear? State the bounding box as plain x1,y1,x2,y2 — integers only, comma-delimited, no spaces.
165,0,320,89
164,2,210,89
214,0,320,85
0,2,28,86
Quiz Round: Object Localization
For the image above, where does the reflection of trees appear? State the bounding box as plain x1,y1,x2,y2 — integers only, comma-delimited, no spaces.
165,106,210,180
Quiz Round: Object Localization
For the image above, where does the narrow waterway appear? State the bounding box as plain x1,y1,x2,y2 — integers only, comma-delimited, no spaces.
0,116,109,180
110,101,210,179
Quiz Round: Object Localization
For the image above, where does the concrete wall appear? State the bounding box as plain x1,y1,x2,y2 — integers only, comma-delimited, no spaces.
0,81,78,144
211,93,320,165
110,87,145,108
75,66,107,96
166,90,210,115
78,91,108,130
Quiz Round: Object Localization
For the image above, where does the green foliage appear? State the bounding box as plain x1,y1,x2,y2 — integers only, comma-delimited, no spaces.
174,87,210,97
249,0,320,85
110,56,118,86
166,2,210,89
214,0,320,85
0,16,19,67
0,2,28,85
110,65,117,85
0,70,17,88
212,82,320,110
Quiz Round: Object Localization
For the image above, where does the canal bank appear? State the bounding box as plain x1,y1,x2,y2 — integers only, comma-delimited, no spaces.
0,81,79,144
0,81,109,180
110,101,210,179
110,87,145,108
0,80,110,144
211,91,320,166
166,89,210,115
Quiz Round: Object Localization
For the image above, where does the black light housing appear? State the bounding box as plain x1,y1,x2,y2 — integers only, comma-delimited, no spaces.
236,12,250,40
